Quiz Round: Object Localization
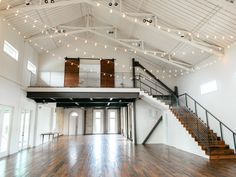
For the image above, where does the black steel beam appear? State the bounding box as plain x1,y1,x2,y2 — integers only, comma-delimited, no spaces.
142,116,163,145
27,92,139,99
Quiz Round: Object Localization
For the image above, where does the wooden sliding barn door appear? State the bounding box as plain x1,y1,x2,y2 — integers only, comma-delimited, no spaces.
100,59,115,88
64,59,80,87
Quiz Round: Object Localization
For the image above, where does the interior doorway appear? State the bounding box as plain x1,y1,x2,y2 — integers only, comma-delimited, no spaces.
0,105,12,157
18,110,31,150
68,112,79,135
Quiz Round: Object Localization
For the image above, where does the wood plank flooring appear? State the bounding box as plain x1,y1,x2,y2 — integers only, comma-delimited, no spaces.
0,135,236,177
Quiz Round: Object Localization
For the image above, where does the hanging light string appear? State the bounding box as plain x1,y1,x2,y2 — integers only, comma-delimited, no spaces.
1,16,220,79
0,6,221,79
4,3,231,57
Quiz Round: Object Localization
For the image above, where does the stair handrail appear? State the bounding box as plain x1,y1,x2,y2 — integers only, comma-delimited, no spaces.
136,73,170,93
132,59,177,97
179,93,236,152
135,74,179,106
136,75,165,95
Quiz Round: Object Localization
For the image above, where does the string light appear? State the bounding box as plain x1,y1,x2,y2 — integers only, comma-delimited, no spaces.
1,7,228,80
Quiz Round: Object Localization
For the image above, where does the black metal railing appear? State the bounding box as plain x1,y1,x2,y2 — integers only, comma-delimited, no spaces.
179,93,236,153
134,73,178,106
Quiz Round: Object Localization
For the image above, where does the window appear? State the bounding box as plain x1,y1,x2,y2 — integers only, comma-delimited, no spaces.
3,40,19,61
95,112,101,118
200,80,217,95
109,111,116,133
27,61,37,75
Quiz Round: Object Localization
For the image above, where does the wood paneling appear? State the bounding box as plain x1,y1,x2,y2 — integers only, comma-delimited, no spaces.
100,59,115,88
64,59,80,87
1,135,236,177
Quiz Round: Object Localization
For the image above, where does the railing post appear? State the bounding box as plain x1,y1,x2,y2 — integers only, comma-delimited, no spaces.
194,101,198,116
233,133,236,153
139,75,141,89
205,110,209,128
185,94,188,108
220,122,223,141
132,58,136,88
197,117,200,140
205,110,211,154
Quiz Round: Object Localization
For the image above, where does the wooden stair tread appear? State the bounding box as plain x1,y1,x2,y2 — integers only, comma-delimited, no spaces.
171,107,236,160
207,149,235,155
210,154,236,160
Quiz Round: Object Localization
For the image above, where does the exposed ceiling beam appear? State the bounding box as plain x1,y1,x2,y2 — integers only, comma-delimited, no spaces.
118,39,142,42
30,22,191,69
0,0,87,15
89,29,191,70
1,0,224,56
60,25,115,30
28,29,87,41
85,0,224,56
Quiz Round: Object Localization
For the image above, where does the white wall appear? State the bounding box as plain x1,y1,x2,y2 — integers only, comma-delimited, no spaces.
136,99,165,144
164,110,208,158
63,108,84,135
0,17,39,156
136,99,208,158
34,104,56,146
176,43,236,150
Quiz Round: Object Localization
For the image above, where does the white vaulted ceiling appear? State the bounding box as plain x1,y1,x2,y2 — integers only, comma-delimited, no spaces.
0,0,236,71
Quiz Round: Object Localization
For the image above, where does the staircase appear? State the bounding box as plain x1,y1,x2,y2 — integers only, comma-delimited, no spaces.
133,59,236,160
171,107,236,160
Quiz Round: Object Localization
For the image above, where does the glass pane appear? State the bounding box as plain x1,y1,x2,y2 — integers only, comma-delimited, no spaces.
95,119,101,133
109,111,115,118
109,118,116,133
23,112,30,147
18,112,25,149
95,112,101,118
0,112,11,153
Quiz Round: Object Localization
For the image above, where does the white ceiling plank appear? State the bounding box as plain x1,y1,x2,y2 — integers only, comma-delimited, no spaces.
0,0,87,15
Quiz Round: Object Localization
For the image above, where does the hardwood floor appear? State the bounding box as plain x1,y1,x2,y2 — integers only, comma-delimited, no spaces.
0,135,236,177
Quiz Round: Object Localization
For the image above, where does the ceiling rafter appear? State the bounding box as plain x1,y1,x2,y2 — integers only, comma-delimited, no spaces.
28,29,87,41
0,0,224,56
88,29,192,70
59,25,115,30
27,20,191,69
85,0,224,56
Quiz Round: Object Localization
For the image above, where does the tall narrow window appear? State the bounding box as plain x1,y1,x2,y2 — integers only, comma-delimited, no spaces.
108,110,117,133
93,110,103,134
95,111,101,133
27,61,37,75
3,40,19,61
